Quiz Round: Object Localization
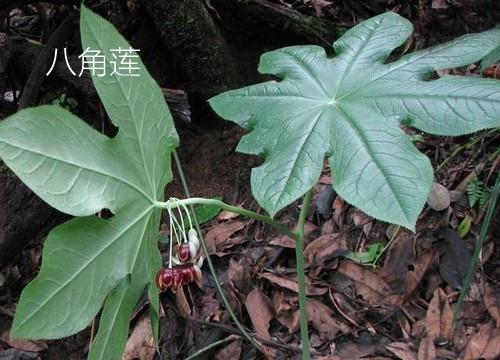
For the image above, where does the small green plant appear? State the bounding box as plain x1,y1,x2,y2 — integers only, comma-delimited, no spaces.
467,177,490,208
0,6,499,360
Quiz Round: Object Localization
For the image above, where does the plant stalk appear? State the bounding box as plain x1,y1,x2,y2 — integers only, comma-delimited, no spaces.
155,197,299,242
295,189,313,360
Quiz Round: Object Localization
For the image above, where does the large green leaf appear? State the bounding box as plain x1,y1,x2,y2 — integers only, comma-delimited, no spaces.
209,12,500,230
0,5,178,359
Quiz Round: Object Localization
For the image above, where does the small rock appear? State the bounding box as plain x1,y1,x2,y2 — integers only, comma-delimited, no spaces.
427,183,451,211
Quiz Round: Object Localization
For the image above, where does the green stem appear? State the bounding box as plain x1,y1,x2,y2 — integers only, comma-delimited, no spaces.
171,151,260,350
155,197,299,242
295,189,313,360
454,171,500,321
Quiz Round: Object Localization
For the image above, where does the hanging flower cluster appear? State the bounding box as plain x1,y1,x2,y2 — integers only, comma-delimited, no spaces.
155,198,203,291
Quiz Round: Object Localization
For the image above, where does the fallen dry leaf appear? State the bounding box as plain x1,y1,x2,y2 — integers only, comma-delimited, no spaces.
335,333,388,359
484,282,500,327
425,288,453,341
228,258,253,296
386,341,417,360
1,331,47,352
259,272,327,296
304,233,343,267
271,221,317,248
315,184,336,218
337,261,392,304
217,210,240,221
214,337,242,360
245,288,275,339
205,220,246,253
382,231,415,294
438,227,471,290
175,287,192,318
463,323,500,360
404,249,438,300
307,299,350,340
350,211,373,236
417,336,436,360
123,315,155,360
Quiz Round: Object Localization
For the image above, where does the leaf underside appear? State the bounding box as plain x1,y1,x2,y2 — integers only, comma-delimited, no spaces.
0,5,178,360
210,12,500,230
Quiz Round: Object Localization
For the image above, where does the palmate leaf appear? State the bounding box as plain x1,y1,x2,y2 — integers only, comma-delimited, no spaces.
0,5,178,359
209,12,500,230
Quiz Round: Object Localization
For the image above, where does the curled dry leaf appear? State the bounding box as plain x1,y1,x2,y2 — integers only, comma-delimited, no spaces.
245,288,275,339
386,341,417,360
205,220,246,253
259,272,327,296
484,282,500,327
404,249,439,300
217,210,240,221
463,323,500,360
271,221,317,248
306,299,350,341
417,336,436,360
337,261,392,304
228,258,253,296
304,233,343,267
425,288,453,341
122,316,155,360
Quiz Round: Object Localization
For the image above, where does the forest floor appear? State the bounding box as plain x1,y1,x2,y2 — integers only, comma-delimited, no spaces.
0,1,499,359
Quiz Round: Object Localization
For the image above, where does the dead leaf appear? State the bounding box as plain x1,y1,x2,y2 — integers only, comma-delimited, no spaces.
271,222,317,248
205,220,246,253
123,315,155,360
484,282,500,327
463,323,500,360
175,287,192,318
335,333,388,359
259,272,327,296
386,341,417,360
228,258,253,296
214,337,242,360
351,211,373,236
438,227,471,290
417,336,436,360
315,185,336,218
304,233,343,267
337,261,392,304
0,331,47,352
307,299,350,340
245,288,275,339
332,196,344,227
381,231,415,294
217,210,240,221
404,250,438,300
425,288,453,341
